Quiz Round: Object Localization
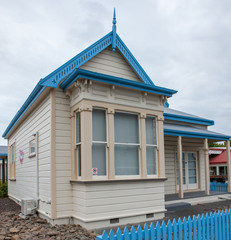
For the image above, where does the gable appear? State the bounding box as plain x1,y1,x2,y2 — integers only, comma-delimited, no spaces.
79,47,143,83
40,32,154,88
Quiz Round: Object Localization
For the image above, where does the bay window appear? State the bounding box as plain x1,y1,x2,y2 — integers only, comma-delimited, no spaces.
74,105,160,180
75,111,81,177
146,116,157,175
114,112,140,175
92,108,107,176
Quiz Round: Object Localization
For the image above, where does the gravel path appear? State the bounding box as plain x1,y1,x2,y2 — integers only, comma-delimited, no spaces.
0,198,98,240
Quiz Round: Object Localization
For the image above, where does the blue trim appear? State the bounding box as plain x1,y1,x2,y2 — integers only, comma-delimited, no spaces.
60,69,177,96
164,129,230,141
2,84,46,138
40,32,113,88
41,31,156,88
112,8,117,52
164,113,214,126
116,34,154,85
164,102,169,108
0,154,7,157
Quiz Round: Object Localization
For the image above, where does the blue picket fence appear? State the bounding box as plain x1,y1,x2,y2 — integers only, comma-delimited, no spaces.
210,182,228,192
97,209,231,240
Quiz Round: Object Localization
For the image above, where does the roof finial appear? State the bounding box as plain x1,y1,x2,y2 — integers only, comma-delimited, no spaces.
112,8,116,26
112,8,117,52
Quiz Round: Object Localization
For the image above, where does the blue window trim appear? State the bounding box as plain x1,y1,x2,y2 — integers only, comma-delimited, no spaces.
2,84,46,138
59,69,177,97
164,113,214,126
164,129,230,141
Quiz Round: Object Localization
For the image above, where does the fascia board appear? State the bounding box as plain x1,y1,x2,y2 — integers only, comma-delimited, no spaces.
116,34,154,86
40,32,113,88
60,69,177,97
0,154,7,157
2,84,46,138
164,129,230,141
164,113,214,126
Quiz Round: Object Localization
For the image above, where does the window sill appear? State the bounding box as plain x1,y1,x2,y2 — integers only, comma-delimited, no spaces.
29,153,36,158
70,177,167,184
9,178,16,181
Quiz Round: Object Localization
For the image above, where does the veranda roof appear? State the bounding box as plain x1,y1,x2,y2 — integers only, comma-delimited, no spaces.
164,123,230,141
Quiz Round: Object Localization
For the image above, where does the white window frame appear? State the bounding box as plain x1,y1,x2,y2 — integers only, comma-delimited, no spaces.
146,115,158,178
29,138,36,157
114,111,141,179
75,111,81,178
92,107,108,179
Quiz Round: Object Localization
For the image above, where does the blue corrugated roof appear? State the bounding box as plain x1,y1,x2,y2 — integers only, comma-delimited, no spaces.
164,123,230,141
0,146,7,156
164,108,214,126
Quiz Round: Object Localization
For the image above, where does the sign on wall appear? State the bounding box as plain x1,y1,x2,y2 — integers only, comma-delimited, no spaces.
19,150,24,164
92,168,98,175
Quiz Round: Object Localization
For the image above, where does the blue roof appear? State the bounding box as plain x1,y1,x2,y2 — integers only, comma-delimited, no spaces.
40,32,155,88
0,146,7,156
60,69,177,97
3,27,178,139
164,108,214,126
164,123,230,141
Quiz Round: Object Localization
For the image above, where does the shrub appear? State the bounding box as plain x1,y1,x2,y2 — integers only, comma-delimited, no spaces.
0,182,8,198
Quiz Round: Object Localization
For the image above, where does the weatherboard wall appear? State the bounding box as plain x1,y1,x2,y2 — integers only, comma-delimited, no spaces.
72,180,165,229
8,94,52,217
79,47,142,83
164,136,205,194
55,88,73,218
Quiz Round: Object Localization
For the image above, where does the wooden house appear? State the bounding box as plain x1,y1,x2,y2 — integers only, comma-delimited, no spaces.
2,12,230,229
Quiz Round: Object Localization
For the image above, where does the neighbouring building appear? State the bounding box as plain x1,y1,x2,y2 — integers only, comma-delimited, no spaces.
2,12,231,229
0,146,7,183
209,147,231,182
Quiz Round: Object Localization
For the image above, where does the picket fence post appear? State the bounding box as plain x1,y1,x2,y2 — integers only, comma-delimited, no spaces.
96,208,231,240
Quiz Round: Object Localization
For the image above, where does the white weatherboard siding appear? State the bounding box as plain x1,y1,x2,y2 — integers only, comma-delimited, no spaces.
55,88,72,218
72,181,165,228
80,47,142,82
8,94,51,216
164,136,205,195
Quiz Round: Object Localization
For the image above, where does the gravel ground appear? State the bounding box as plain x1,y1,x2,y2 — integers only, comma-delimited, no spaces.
0,198,98,240
1,197,231,238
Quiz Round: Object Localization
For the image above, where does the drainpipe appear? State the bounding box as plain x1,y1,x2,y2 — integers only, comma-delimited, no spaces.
32,132,39,208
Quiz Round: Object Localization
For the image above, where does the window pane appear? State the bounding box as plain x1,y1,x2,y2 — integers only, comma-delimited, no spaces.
189,176,196,184
114,112,139,144
92,143,106,176
77,145,81,177
146,116,156,145
115,145,139,175
76,112,81,143
30,140,35,154
188,160,196,169
92,109,106,142
146,146,157,175
11,145,14,163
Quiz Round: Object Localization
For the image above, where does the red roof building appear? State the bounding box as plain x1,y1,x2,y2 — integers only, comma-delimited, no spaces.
209,147,231,179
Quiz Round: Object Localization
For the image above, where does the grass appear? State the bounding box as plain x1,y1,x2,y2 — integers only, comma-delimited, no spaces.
0,181,8,198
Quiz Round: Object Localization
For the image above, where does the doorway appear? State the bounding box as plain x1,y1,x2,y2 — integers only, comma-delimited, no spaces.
176,152,198,190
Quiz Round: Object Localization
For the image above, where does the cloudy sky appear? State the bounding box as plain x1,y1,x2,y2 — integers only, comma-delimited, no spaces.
0,0,231,146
